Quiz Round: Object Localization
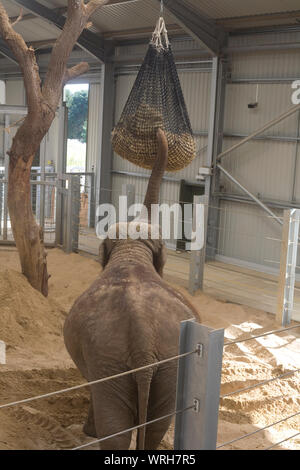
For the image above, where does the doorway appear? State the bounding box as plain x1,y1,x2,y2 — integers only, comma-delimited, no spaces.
176,180,205,251
63,83,89,173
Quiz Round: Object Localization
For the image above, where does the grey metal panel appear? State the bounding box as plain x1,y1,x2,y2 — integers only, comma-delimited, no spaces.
216,200,283,270
5,80,26,106
228,30,300,49
219,138,296,202
185,0,300,18
86,82,102,173
224,83,299,137
229,50,300,81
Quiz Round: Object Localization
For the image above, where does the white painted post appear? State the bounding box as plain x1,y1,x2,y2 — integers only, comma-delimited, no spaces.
189,195,208,294
276,209,300,326
0,340,6,365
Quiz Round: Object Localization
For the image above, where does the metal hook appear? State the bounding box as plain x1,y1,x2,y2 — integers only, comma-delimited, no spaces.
160,0,164,16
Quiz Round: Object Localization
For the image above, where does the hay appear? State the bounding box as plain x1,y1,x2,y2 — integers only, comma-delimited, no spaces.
112,103,196,171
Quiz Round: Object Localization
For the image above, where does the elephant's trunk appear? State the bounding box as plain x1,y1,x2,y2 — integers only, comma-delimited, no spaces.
143,129,168,219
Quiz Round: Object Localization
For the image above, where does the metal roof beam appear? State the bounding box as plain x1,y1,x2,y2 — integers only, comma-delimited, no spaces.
12,0,108,63
9,7,68,24
160,0,226,56
0,38,18,64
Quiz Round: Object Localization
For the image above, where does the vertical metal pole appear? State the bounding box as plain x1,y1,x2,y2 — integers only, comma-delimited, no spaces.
56,104,68,246
206,58,227,260
96,63,115,207
39,136,46,231
88,173,95,228
189,195,208,294
122,183,135,222
276,209,300,326
3,114,10,240
174,319,224,450
0,175,2,236
71,175,80,252
63,175,80,253
64,176,72,254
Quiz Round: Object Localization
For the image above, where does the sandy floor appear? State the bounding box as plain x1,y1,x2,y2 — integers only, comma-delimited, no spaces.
0,247,299,450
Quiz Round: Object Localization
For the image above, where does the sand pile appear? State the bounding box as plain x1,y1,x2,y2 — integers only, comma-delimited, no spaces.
0,269,64,346
0,249,299,450
0,268,72,370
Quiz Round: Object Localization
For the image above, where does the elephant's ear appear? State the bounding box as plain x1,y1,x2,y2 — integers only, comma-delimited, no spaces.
98,238,112,269
153,240,167,277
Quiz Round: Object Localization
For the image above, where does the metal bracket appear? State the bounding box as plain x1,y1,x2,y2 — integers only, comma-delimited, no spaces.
193,398,200,413
196,343,203,357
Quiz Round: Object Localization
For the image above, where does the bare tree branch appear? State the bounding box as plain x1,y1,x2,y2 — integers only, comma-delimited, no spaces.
0,2,42,113
64,62,90,83
85,0,109,16
42,0,107,107
10,8,23,27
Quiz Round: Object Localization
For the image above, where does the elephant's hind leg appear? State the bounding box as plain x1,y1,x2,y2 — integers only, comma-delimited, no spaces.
91,381,137,450
145,366,177,450
83,398,97,438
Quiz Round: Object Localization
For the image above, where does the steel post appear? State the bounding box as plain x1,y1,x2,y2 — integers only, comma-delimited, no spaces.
276,209,300,326
189,195,208,294
174,319,224,450
3,114,10,240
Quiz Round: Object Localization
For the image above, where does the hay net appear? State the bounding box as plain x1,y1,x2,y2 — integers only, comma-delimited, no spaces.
112,15,196,172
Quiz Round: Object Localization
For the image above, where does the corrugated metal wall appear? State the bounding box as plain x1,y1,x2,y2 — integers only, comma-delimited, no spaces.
112,34,300,271
217,32,300,272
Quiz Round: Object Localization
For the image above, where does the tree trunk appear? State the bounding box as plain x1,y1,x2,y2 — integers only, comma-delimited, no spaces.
8,156,49,297
0,0,109,297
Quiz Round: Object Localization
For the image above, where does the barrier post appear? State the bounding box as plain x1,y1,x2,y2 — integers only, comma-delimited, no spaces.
276,209,300,326
174,319,224,450
189,195,208,294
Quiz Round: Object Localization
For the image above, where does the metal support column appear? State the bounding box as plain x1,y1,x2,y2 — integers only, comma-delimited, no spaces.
205,58,227,260
174,319,224,450
63,175,80,254
55,104,68,246
96,64,115,208
39,136,47,231
189,195,208,294
3,114,10,240
276,209,300,326
87,173,95,228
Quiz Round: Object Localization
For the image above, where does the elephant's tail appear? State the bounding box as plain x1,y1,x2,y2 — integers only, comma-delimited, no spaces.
136,370,153,450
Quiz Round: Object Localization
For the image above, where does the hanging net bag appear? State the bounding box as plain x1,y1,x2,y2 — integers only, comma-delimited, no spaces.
111,15,196,172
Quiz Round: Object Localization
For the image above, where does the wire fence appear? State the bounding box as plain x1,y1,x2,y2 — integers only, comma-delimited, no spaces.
217,323,300,450
0,323,299,450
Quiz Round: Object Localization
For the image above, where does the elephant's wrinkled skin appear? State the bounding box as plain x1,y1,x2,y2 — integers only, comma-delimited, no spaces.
63,130,200,450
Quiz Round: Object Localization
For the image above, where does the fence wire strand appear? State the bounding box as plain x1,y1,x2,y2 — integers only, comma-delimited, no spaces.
217,408,300,449
224,324,300,347
264,431,300,450
72,405,194,450
0,350,197,411
220,369,300,399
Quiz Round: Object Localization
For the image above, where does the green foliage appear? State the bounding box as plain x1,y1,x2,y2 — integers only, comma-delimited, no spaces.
65,89,89,143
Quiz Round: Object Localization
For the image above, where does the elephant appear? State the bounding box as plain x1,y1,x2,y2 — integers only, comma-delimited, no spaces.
63,129,201,450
